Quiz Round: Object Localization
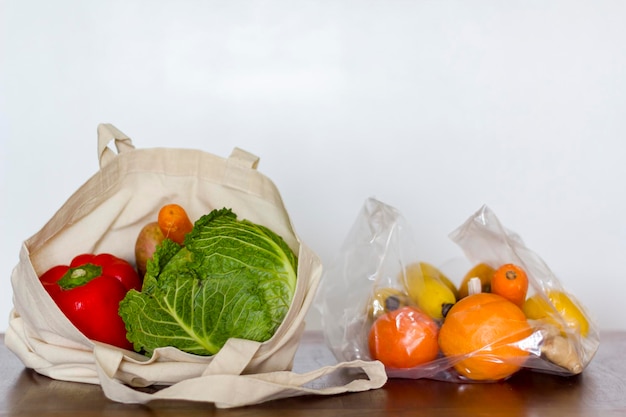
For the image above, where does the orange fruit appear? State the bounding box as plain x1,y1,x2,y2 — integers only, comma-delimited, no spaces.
368,306,439,369
491,263,529,307
439,292,532,381
458,263,495,298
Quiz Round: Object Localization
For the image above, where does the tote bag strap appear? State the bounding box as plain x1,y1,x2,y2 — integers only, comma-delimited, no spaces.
229,147,260,169
93,342,386,409
97,123,136,168
96,124,262,189
97,124,260,171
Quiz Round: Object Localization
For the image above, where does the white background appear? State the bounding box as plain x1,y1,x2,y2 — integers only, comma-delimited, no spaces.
1,0,625,333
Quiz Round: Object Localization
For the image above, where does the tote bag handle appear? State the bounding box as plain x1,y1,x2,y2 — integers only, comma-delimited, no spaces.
97,123,136,168
97,124,261,171
94,340,386,409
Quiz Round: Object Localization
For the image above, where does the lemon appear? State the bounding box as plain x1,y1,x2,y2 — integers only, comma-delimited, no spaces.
522,290,590,338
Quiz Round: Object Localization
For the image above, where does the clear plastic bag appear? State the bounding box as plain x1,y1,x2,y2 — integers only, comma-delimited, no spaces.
315,198,599,382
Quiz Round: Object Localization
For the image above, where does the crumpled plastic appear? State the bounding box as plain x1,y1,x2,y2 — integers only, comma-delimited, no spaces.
315,197,599,382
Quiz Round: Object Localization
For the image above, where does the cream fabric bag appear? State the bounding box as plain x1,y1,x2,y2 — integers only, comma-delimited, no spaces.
5,124,386,408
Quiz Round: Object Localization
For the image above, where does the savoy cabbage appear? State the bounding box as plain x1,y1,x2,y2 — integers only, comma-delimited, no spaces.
119,208,298,356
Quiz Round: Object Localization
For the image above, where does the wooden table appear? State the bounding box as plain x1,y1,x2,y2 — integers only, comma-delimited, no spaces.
1,331,625,416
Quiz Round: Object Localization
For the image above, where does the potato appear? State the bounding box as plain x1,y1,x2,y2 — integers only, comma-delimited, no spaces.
135,221,165,277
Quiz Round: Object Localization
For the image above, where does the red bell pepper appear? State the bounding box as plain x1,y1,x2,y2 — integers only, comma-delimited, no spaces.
39,253,142,350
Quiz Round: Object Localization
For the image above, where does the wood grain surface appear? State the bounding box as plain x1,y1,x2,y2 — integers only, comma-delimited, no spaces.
1,331,625,417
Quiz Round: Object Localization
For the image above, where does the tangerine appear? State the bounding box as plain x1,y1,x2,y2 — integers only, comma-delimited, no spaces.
439,292,532,381
491,263,529,308
368,306,439,369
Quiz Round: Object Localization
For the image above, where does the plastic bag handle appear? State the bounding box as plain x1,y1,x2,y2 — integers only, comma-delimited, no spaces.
97,123,136,168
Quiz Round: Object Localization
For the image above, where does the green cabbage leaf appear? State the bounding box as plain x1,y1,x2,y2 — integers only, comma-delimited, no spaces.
119,208,298,356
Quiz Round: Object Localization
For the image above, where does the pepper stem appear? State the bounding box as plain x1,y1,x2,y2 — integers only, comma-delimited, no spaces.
57,263,103,290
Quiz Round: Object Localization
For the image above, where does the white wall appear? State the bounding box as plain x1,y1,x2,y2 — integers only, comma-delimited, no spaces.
2,0,625,333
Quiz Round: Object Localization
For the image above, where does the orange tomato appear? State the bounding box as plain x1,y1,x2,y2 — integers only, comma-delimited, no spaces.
439,292,532,381
491,263,529,308
368,306,439,369
157,204,194,245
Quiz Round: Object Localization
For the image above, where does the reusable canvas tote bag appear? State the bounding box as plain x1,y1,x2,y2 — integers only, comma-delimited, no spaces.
5,123,387,408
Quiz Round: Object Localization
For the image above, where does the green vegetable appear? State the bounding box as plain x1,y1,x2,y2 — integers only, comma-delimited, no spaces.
119,208,298,356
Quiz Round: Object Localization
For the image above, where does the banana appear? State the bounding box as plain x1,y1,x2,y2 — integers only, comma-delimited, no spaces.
402,262,458,320
523,290,590,338
367,287,411,321
419,261,460,300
